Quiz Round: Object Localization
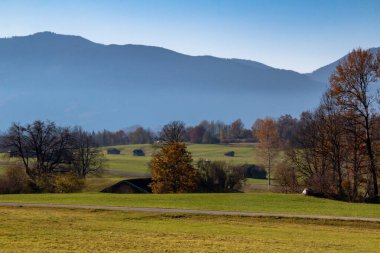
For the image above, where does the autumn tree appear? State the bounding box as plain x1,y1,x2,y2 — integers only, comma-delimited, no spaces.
188,125,206,143
127,127,154,144
253,117,280,187
229,119,244,139
150,142,198,193
284,94,370,200
330,48,379,198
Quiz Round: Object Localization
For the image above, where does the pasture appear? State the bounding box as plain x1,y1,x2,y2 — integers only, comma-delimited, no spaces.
0,206,379,252
0,143,271,192
0,144,379,252
1,192,379,218
102,143,260,174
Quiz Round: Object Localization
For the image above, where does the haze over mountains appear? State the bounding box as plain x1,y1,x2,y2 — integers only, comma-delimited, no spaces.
308,47,380,83
0,32,378,130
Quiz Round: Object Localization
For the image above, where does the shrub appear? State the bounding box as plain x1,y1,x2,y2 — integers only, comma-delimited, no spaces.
241,164,267,179
34,176,56,193
53,173,85,193
32,173,84,193
273,162,300,193
0,166,31,194
196,159,245,192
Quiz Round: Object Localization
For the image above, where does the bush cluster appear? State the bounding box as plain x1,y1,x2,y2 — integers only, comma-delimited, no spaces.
0,166,84,194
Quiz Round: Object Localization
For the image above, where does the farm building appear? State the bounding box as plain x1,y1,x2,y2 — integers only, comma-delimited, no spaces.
224,151,235,157
101,178,152,193
133,149,145,156
7,150,19,158
107,148,121,155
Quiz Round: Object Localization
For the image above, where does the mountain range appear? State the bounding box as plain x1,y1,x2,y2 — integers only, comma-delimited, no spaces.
0,32,378,131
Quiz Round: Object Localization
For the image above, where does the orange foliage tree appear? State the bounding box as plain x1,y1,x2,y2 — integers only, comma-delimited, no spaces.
329,48,379,197
150,142,198,193
253,117,280,187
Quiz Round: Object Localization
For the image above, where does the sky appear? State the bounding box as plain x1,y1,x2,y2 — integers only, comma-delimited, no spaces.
0,0,379,73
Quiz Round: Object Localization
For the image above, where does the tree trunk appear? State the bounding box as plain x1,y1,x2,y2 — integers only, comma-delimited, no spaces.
364,116,378,197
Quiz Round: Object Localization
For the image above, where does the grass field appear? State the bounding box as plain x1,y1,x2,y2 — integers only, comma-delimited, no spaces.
0,145,379,252
0,206,379,252
0,143,272,193
245,177,271,185
1,192,379,218
102,143,259,173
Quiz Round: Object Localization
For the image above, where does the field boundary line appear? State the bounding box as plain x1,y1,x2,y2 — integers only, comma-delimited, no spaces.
0,202,379,222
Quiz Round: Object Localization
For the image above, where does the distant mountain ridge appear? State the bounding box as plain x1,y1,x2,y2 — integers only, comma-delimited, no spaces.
0,32,377,130
308,47,380,83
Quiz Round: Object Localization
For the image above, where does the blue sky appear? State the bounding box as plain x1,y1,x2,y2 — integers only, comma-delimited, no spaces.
0,0,379,72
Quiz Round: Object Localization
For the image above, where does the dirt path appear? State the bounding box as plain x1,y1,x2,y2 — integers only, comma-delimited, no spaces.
0,202,379,222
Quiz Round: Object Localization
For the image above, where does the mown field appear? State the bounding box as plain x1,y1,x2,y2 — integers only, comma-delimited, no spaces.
1,192,379,218
0,206,379,252
101,143,260,173
0,143,270,191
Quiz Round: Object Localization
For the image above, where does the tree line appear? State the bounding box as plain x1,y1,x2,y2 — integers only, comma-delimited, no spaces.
90,117,298,146
262,49,380,202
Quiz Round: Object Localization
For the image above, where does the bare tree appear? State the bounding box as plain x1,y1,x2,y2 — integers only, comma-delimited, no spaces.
71,127,105,178
159,121,186,143
291,110,332,194
1,121,72,181
286,95,370,201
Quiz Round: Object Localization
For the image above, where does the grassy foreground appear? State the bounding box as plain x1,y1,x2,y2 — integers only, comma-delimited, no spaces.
1,192,379,218
0,206,379,253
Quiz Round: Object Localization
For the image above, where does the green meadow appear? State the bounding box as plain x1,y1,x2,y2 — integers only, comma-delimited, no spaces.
0,143,270,192
1,192,379,218
1,144,379,252
102,143,259,174
0,207,379,253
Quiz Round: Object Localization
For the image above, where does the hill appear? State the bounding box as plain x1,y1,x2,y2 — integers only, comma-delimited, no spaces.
1,32,373,130
308,47,380,83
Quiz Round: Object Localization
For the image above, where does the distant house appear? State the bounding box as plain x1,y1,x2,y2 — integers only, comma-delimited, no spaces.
224,151,235,157
133,149,145,156
107,148,121,155
7,150,19,158
8,149,37,158
101,178,152,193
